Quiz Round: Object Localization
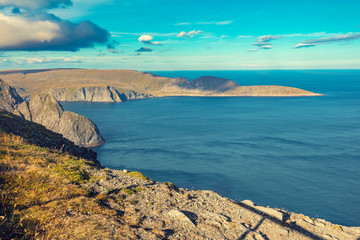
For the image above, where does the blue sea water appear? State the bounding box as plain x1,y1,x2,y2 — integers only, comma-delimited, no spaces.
61,70,360,226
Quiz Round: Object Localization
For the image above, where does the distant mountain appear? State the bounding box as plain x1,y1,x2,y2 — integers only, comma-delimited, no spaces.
0,69,322,102
0,79,104,147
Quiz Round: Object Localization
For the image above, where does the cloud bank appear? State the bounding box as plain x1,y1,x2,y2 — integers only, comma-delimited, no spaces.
0,0,110,51
177,30,203,38
294,33,360,48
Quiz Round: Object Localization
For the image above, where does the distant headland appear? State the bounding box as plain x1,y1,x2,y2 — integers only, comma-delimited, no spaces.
0,69,323,103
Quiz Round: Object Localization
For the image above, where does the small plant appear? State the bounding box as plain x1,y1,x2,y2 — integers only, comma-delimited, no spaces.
53,158,90,184
96,193,109,202
125,171,150,181
166,182,174,187
121,186,144,195
122,187,135,195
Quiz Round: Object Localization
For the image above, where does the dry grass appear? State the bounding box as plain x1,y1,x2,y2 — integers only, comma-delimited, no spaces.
0,132,123,239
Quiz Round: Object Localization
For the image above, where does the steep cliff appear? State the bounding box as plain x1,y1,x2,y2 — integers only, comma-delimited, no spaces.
48,86,151,102
16,95,105,147
0,79,23,112
0,79,105,147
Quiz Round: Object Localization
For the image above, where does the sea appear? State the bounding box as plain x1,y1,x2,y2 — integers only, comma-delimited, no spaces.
61,70,360,226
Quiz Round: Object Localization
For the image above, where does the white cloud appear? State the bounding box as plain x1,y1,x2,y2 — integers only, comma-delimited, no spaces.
11,57,82,64
249,35,280,52
0,12,109,51
177,30,203,38
293,33,360,48
0,0,109,51
138,34,162,46
138,35,153,42
259,45,273,49
174,22,191,26
175,20,233,26
237,35,253,39
214,20,233,25
293,43,315,49
196,20,233,25
0,13,60,48
257,35,281,42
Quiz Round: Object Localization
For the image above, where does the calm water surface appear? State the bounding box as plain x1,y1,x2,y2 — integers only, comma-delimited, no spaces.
62,70,360,226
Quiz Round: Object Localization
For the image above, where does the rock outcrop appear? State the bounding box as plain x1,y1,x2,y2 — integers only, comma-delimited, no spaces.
0,109,98,162
0,79,23,112
0,79,105,147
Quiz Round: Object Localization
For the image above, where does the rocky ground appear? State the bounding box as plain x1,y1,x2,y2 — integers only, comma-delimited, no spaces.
82,167,360,240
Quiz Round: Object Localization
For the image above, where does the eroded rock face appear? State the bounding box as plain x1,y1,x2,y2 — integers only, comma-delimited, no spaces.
17,95,105,147
0,79,23,112
48,86,152,102
0,79,105,147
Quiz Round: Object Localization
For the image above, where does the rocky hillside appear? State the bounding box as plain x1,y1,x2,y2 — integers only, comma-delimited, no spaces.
0,69,322,101
0,124,359,239
0,79,104,147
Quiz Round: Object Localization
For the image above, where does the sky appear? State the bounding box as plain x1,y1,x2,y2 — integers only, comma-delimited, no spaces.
0,0,360,70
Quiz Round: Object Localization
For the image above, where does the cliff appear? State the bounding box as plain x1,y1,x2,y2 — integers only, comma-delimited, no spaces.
0,79,23,112
0,124,359,239
0,69,322,102
0,79,105,147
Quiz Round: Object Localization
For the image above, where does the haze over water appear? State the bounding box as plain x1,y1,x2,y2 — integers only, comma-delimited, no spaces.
62,70,360,226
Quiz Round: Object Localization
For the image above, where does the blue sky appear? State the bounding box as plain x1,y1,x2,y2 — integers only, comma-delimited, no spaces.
0,0,359,70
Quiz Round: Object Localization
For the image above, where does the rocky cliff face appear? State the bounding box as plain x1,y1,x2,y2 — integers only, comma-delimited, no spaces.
16,95,105,147
0,79,105,147
48,86,152,102
0,79,23,112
